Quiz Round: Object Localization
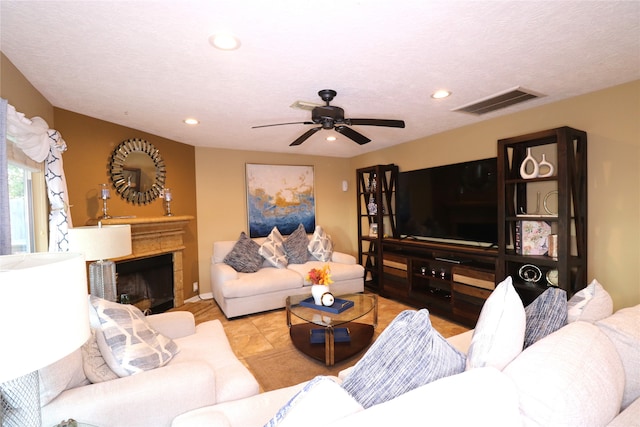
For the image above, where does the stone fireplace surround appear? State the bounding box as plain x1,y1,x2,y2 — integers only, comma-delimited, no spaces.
87,215,193,309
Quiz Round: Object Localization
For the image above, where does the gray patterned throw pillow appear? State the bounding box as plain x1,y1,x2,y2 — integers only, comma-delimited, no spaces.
283,224,310,264
223,232,263,272
259,227,288,268
341,309,466,408
308,225,333,262
523,287,567,348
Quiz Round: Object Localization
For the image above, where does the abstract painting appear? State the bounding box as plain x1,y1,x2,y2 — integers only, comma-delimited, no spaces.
246,164,315,237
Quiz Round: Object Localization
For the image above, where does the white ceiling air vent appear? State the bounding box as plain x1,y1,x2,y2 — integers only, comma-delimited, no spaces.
289,100,323,111
452,86,545,115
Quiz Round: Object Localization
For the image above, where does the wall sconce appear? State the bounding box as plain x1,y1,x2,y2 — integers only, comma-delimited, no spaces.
99,183,111,219
164,188,173,216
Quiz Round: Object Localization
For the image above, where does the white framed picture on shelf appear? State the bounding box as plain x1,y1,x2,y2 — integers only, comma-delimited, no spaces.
369,223,378,238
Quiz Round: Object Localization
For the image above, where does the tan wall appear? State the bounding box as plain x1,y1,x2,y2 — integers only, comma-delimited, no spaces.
350,80,640,311
54,109,200,302
194,149,352,295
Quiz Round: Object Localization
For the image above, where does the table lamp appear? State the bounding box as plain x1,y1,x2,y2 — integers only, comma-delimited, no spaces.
0,252,91,427
68,223,132,301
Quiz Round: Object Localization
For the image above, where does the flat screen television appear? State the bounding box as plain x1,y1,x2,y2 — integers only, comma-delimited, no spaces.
396,157,498,246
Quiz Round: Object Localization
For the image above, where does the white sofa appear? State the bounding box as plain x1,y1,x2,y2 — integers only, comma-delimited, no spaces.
38,310,260,427
172,299,640,426
210,237,364,318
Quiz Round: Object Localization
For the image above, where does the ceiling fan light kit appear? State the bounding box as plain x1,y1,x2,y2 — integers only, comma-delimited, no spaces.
252,89,405,146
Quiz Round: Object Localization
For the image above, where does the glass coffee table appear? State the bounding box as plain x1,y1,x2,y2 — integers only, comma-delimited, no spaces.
286,293,377,366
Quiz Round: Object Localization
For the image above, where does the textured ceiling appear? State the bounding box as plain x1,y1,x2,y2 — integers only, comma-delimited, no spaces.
1,1,639,158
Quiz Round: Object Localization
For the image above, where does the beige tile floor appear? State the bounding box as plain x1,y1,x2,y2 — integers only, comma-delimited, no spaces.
171,292,470,365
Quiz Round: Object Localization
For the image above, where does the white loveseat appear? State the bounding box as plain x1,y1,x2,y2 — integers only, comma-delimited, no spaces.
38,310,259,427
173,281,640,427
210,234,364,318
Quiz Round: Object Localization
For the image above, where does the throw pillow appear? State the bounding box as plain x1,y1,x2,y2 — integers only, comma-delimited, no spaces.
567,278,613,322
596,304,640,410
341,309,466,408
523,287,567,348
308,225,333,262
81,328,119,383
265,376,363,427
223,232,263,273
283,223,310,264
465,276,526,370
259,227,288,268
91,296,179,377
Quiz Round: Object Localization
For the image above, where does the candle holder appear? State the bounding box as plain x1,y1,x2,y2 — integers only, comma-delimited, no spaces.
163,188,173,216
99,184,112,219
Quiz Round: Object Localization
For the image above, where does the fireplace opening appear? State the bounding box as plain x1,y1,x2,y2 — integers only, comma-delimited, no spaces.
116,253,174,313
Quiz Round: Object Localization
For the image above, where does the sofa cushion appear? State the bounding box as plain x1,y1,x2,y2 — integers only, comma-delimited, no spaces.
523,287,567,348
341,309,466,408
220,267,303,298
466,276,525,370
265,376,363,427
503,321,624,427
567,278,613,322
308,225,333,262
283,224,310,264
260,227,289,268
38,348,89,406
91,297,179,377
596,304,640,410
223,232,263,273
81,328,119,383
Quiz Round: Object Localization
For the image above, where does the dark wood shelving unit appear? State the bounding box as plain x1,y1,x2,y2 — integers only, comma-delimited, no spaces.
497,126,588,303
356,164,398,292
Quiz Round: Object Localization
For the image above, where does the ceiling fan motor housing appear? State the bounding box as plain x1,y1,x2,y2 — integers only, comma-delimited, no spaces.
312,105,344,128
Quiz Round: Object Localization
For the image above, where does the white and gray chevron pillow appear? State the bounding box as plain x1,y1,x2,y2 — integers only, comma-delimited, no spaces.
259,227,288,268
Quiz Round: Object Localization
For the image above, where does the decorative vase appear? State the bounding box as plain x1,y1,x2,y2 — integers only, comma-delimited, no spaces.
519,147,539,179
537,154,555,177
311,284,330,305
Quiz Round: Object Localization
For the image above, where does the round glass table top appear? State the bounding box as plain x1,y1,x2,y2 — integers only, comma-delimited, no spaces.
287,293,376,327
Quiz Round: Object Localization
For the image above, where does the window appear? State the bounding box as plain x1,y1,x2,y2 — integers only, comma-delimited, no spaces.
8,163,35,253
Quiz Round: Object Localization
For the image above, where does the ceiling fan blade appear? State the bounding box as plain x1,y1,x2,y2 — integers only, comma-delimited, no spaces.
345,118,406,128
252,121,314,129
335,126,371,145
290,127,322,146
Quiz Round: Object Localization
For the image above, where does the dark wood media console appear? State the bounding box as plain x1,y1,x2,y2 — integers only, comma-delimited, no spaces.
380,238,498,327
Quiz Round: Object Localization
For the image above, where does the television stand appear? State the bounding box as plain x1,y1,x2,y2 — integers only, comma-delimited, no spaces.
380,238,498,327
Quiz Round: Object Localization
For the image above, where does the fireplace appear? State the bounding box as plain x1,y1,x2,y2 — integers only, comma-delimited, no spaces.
116,253,174,313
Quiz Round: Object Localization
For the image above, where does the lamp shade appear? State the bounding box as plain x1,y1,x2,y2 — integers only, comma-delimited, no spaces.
0,252,91,383
68,224,132,261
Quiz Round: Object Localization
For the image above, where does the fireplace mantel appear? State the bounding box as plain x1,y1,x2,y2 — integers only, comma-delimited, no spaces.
87,215,194,307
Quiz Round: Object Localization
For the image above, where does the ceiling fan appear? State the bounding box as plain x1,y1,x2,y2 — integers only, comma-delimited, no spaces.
252,89,406,146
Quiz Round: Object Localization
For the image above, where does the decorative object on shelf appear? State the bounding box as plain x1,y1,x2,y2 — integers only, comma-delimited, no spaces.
547,234,558,259
543,190,559,215
546,269,559,287
368,223,378,237
68,223,132,302
99,183,112,219
537,154,555,177
163,187,173,216
519,264,543,283
0,253,90,427
515,220,551,255
367,194,377,215
109,138,166,205
519,147,539,179
308,264,333,305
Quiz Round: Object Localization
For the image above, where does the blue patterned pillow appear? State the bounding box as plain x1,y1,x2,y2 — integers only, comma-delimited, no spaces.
341,309,466,408
223,232,263,272
524,287,567,348
283,224,310,264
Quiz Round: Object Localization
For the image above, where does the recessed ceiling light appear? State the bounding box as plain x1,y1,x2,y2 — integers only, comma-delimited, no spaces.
326,136,337,141
183,118,199,125
431,90,452,99
209,32,241,50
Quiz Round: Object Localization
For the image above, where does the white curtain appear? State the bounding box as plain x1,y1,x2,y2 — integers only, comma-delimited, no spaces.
6,104,73,252
0,99,10,255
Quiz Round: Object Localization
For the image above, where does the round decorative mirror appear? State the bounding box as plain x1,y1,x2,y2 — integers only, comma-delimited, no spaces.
109,138,166,205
